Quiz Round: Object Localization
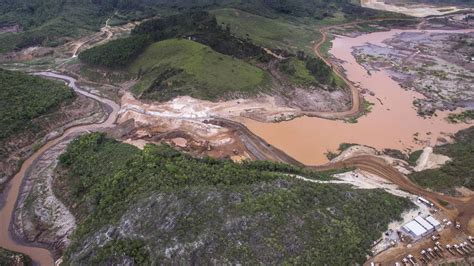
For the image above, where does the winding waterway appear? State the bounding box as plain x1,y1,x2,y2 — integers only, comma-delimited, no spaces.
0,72,120,265
244,29,473,165
1,29,473,265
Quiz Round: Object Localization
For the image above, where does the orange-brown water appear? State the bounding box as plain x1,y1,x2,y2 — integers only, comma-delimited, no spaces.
0,73,120,265
244,29,473,165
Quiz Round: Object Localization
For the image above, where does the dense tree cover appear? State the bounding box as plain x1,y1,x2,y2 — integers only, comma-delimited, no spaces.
78,35,151,68
0,248,31,266
280,54,335,86
305,56,334,85
133,11,266,60
0,68,74,148
409,126,474,195
57,133,412,264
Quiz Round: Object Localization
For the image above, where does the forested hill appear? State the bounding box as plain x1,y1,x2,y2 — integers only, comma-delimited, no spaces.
0,0,395,53
56,133,413,265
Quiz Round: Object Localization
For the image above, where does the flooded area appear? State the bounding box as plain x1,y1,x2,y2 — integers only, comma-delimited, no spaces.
244,29,473,165
361,0,468,17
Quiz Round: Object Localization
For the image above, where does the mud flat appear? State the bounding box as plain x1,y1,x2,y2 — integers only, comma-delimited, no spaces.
353,30,474,116
243,29,472,165
361,0,470,17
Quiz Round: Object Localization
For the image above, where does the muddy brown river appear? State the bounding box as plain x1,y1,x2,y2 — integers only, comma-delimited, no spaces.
0,72,119,265
244,29,473,165
1,29,472,265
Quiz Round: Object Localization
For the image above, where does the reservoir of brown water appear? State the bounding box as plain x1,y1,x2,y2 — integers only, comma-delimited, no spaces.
244,29,472,165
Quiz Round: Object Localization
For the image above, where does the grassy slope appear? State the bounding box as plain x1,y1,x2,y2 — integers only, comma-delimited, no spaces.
409,126,474,195
56,133,412,265
211,8,345,53
130,39,270,101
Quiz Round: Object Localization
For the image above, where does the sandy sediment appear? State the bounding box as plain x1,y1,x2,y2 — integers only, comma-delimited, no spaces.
12,138,77,255
414,147,451,172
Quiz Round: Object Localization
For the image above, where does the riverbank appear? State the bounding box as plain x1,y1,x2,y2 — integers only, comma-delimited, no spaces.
243,28,473,165
0,72,120,265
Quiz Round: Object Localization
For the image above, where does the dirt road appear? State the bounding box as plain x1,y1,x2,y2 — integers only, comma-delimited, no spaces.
309,18,419,120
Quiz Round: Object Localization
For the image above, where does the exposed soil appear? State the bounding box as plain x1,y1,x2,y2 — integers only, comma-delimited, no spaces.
0,24,21,34
361,0,471,17
353,30,474,116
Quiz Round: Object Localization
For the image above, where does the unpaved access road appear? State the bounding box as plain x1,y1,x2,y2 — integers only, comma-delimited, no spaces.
1,16,472,266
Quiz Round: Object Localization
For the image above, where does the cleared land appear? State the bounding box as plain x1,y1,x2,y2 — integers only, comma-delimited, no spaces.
130,39,270,101
409,126,474,196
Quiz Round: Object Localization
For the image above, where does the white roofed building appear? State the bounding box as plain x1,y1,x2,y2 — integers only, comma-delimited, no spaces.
414,216,435,233
425,216,441,229
403,220,427,238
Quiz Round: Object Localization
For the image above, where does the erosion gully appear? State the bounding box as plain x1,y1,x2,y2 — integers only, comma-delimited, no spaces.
1,27,473,265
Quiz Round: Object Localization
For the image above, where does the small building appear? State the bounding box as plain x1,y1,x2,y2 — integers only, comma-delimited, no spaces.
403,220,427,238
425,215,441,229
415,216,435,233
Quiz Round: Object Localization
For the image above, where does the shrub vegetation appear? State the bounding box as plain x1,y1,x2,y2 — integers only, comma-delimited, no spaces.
57,133,412,265
409,126,474,195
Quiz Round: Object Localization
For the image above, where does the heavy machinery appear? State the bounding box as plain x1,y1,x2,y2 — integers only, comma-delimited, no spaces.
454,244,464,255
433,247,443,258
446,244,456,255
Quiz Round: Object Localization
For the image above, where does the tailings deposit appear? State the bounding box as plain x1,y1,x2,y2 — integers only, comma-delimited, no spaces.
244,29,473,165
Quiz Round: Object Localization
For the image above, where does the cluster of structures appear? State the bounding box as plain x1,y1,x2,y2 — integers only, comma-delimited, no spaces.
402,215,441,240
398,236,474,265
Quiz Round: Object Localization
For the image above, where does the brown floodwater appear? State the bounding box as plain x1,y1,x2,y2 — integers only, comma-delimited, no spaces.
244,29,473,165
0,73,119,266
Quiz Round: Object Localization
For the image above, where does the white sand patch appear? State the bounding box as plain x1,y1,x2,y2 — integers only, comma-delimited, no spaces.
414,147,451,172
123,138,149,149
331,145,378,162
294,169,411,198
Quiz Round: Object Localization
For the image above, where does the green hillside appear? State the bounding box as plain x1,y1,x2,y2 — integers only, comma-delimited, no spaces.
212,8,337,53
56,133,412,265
0,0,399,53
0,68,74,143
130,39,270,101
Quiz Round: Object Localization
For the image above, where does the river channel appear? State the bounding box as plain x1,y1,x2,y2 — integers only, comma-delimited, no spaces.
244,29,473,165
0,72,119,265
